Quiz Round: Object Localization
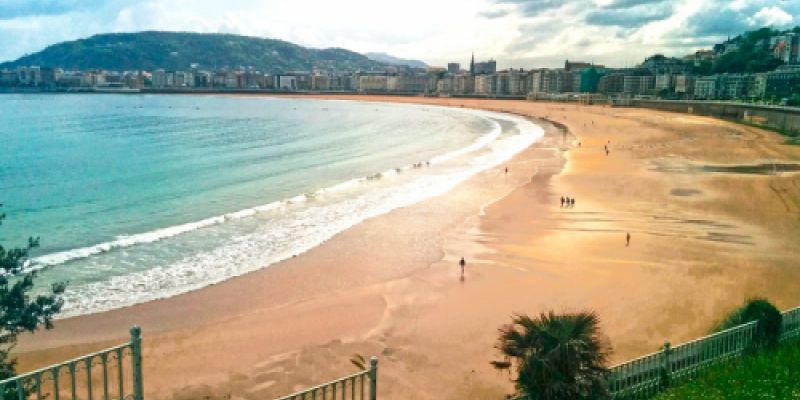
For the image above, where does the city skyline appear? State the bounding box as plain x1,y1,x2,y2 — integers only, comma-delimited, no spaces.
0,0,798,69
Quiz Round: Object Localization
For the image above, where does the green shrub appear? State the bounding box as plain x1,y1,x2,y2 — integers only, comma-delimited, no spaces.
713,298,782,350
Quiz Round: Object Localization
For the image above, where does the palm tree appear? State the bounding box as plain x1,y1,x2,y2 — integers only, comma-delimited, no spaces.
491,311,611,400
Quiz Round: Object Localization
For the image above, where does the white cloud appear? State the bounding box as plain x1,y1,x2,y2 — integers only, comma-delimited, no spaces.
750,6,793,27
0,0,797,69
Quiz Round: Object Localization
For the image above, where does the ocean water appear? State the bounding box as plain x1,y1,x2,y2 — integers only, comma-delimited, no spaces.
0,94,543,317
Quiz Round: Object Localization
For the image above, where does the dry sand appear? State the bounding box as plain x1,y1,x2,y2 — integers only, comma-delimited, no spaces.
16,96,800,400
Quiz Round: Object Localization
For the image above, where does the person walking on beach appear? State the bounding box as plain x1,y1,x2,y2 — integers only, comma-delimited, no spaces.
626,232,631,247
560,196,565,207
570,198,575,207
505,167,508,175
459,257,466,277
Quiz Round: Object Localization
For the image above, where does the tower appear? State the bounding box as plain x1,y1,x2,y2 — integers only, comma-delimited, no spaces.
470,53,475,75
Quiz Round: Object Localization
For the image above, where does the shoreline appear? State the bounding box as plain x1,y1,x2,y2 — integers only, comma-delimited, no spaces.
16,95,800,400
16,109,556,345
37,101,540,320
17,99,563,399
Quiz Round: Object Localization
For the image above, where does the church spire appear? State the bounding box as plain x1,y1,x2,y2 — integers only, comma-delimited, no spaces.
470,53,475,75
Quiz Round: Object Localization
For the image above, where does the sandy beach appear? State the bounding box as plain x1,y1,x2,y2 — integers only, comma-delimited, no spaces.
16,96,800,400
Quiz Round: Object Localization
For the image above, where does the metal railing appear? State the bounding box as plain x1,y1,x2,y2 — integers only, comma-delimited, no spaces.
607,306,800,399
0,326,143,400
508,306,800,400
275,357,377,400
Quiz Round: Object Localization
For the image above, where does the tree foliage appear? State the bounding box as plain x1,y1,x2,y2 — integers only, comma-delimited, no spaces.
0,206,65,380
492,311,611,400
713,298,782,351
0,31,387,73
689,26,798,75
709,27,790,74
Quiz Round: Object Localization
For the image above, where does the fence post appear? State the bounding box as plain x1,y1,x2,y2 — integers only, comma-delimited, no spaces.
368,356,378,400
660,342,671,389
130,326,145,400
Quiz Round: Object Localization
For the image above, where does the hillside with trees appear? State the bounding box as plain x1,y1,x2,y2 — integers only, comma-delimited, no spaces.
0,31,387,73
693,26,800,75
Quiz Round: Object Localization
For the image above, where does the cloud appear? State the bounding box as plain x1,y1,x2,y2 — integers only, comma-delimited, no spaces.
1,0,799,70
751,6,793,27
681,1,797,39
479,8,512,19
493,0,573,17
601,0,672,9
0,0,110,20
585,2,674,28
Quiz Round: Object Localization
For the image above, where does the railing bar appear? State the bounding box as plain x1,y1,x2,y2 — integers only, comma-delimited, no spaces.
15,378,24,400
36,373,43,400
53,366,61,400
116,348,124,400
86,358,93,400
350,377,356,400
726,331,732,356
726,331,731,356
70,362,77,400
102,354,109,400
0,343,130,385
275,372,370,400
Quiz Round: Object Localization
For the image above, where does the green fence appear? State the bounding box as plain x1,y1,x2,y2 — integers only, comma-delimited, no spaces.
607,320,758,399
0,327,143,400
275,357,378,400
607,306,800,399
5,305,798,400
509,306,800,400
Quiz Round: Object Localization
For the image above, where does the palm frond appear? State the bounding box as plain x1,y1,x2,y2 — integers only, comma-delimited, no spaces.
350,353,367,371
494,310,612,400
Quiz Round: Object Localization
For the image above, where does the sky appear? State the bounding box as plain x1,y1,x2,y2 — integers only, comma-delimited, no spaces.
0,0,798,69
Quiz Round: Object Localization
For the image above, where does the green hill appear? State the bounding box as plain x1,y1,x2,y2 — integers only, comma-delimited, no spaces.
694,26,800,75
0,31,387,73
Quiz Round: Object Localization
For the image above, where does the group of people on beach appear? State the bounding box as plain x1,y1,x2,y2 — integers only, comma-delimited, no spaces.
560,196,576,208
604,140,612,156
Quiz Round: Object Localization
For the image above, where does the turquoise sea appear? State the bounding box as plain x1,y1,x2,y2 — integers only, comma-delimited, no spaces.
0,94,542,317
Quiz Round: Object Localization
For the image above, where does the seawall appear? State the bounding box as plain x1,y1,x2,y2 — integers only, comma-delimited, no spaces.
630,99,800,136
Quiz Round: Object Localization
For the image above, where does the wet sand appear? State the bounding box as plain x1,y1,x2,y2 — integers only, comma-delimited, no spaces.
16,96,800,400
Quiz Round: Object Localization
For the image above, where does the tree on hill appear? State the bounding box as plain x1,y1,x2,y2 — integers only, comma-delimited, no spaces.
0,205,65,382
711,27,785,74
688,26,799,75
0,31,387,73
492,311,611,400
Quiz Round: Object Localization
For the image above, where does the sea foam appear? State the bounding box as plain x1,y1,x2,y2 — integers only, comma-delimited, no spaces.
46,108,543,318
